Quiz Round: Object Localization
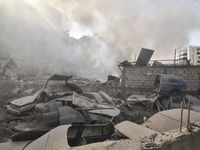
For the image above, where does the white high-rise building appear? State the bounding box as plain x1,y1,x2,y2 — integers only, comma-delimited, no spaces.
177,46,200,65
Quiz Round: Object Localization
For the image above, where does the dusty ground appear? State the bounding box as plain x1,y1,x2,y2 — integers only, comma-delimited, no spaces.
0,63,199,149
0,79,152,144
0,81,18,142
0,59,154,145
0,79,44,142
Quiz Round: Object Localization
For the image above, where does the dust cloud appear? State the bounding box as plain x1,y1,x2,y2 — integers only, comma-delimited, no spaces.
46,0,200,58
0,0,200,80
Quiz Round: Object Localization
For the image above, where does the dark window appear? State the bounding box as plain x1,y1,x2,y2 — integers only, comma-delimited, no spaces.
162,76,178,83
180,53,187,57
180,57,187,60
81,126,109,137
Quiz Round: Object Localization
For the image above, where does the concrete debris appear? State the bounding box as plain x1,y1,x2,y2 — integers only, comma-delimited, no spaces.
118,60,132,67
2,57,200,150
99,91,115,105
2,119,200,150
6,74,83,114
0,56,13,75
127,94,153,109
152,61,165,66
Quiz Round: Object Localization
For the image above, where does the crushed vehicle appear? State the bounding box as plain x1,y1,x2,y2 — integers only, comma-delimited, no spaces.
144,73,187,112
0,121,115,150
127,94,153,109
35,92,124,126
126,93,200,116
6,73,124,126
0,121,160,150
6,90,41,115
6,74,82,114
143,108,200,133
114,121,159,139
125,74,189,113
145,73,187,96
6,74,124,115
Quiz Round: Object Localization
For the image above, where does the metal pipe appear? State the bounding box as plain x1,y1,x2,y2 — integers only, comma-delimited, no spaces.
180,101,184,132
187,100,191,128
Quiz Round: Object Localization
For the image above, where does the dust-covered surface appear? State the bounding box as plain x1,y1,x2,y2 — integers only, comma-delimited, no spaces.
0,79,45,142
120,104,153,124
0,62,46,142
1,60,200,150
70,139,141,150
143,122,200,149
69,122,200,150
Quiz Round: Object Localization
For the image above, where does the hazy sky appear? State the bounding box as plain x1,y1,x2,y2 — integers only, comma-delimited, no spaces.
44,0,200,59
1,0,200,80
190,30,200,45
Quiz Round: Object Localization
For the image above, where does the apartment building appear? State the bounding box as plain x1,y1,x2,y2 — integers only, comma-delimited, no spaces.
177,46,200,65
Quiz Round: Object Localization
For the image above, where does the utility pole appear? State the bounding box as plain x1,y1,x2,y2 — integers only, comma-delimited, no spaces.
174,49,176,66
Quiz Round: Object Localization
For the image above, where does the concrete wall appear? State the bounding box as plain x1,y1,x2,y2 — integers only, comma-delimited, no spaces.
81,66,200,100
122,66,200,99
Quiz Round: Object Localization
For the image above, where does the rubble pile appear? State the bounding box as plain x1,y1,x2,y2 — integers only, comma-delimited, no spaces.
1,57,200,150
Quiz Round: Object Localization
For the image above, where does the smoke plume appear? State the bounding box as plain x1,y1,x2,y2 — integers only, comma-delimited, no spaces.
0,0,200,80
46,0,200,58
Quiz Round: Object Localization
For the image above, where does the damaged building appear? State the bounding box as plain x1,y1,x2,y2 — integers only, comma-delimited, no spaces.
82,48,200,101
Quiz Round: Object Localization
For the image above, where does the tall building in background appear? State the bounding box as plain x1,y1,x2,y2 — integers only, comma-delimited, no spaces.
177,46,200,65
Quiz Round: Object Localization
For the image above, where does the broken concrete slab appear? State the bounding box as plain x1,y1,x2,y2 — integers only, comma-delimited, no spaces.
91,92,106,103
99,91,115,105
114,121,159,139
